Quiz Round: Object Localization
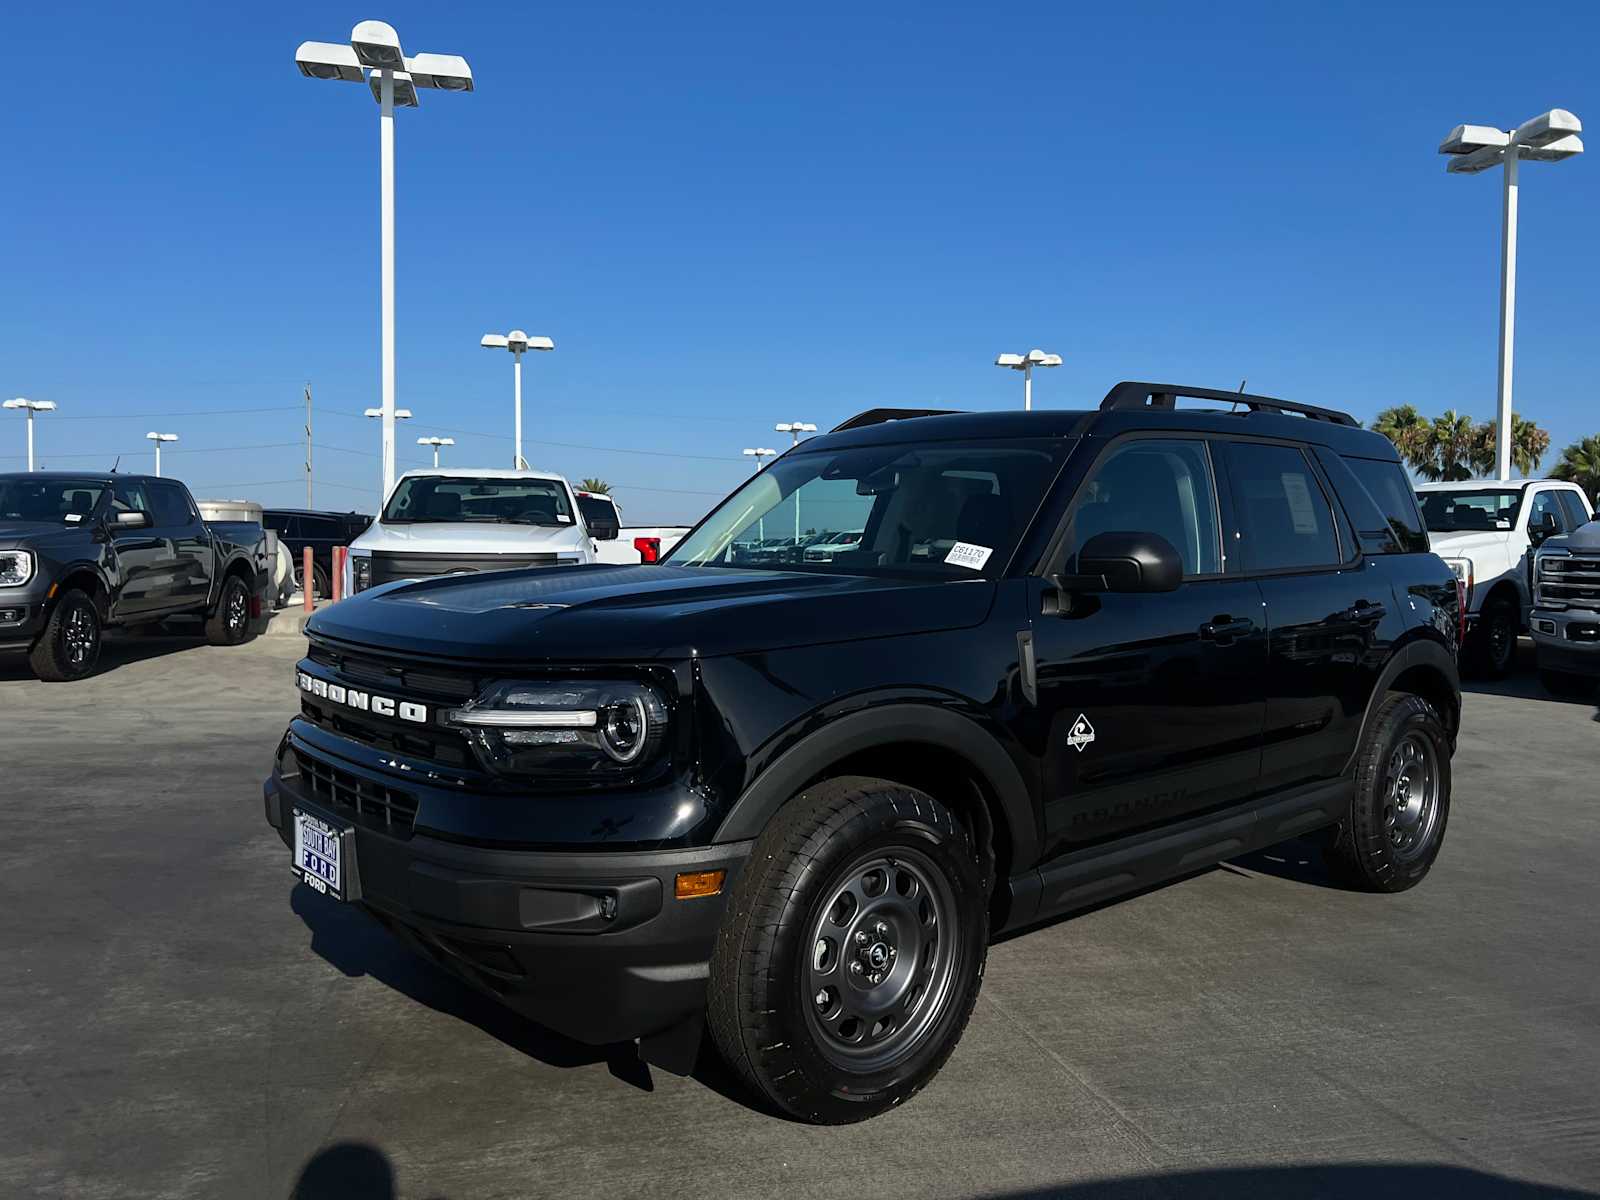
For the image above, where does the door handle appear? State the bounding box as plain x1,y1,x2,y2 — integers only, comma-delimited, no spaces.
1199,616,1254,641
1338,602,1387,624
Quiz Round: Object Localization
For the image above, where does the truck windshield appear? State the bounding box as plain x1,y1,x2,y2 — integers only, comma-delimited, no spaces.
1418,488,1525,533
668,438,1072,576
381,477,575,527
0,476,108,524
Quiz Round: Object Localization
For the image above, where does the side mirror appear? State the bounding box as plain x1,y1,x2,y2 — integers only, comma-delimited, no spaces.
114,510,151,529
1061,531,1183,594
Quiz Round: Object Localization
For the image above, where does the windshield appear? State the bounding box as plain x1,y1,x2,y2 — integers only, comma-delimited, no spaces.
0,476,108,524
381,476,575,527
1418,488,1525,533
668,438,1072,576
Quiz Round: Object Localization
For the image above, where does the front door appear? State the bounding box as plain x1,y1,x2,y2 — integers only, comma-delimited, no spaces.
1030,436,1266,858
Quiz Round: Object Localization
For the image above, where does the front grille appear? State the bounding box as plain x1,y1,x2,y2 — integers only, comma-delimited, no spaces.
301,638,477,767
1536,554,1600,609
298,696,473,767
294,747,419,836
306,641,479,700
370,550,565,587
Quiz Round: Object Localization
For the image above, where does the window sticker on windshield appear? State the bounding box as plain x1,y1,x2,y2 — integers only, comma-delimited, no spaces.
945,541,993,571
1281,473,1318,534
557,514,572,523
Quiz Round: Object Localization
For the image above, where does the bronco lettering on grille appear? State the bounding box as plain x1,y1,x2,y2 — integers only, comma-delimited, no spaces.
298,672,428,724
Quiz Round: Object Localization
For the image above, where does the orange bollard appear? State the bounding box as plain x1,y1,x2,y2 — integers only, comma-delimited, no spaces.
332,546,346,602
303,547,315,614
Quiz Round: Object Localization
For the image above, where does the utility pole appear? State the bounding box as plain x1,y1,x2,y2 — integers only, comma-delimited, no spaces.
304,384,314,508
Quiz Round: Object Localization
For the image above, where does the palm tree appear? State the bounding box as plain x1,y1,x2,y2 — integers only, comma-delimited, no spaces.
1551,436,1600,506
1371,405,1429,472
1415,410,1479,481
579,478,611,495
1471,413,1551,477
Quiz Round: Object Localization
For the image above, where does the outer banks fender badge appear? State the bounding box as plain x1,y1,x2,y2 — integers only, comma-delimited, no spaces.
1067,714,1095,752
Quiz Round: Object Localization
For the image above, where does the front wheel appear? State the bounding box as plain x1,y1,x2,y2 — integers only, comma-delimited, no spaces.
1326,692,1451,893
1466,597,1517,678
205,575,254,646
708,777,988,1124
29,588,104,681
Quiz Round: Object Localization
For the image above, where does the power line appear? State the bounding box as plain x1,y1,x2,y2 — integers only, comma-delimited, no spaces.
51,405,302,422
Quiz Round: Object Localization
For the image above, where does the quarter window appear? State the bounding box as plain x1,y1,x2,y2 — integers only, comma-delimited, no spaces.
1227,443,1341,571
1065,439,1221,576
1341,455,1429,553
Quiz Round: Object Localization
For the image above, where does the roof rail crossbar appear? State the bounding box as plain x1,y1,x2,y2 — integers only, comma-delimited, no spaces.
830,407,964,433
1100,382,1358,427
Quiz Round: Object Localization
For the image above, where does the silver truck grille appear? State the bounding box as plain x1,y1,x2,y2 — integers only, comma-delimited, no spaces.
1536,554,1600,609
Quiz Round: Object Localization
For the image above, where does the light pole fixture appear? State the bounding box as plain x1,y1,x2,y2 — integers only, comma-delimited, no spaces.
417,435,455,468
145,432,178,477
481,330,555,469
995,349,1062,412
3,398,56,471
775,420,816,446
1440,109,1583,481
296,21,474,501
743,447,777,471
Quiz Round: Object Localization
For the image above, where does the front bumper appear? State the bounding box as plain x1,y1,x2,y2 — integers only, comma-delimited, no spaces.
1531,609,1600,677
0,582,49,651
263,757,751,1046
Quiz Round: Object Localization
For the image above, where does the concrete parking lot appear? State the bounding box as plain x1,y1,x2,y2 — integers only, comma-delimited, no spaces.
2,633,1597,1200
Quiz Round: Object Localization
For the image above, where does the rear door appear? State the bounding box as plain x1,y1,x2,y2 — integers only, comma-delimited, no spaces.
146,481,211,611
1215,440,1402,793
1030,435,1266,855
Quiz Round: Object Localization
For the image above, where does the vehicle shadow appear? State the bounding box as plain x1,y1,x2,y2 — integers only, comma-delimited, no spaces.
1460,638,1598,714
289,882,764,1110
285,1143,1599,1199
0,628,219,682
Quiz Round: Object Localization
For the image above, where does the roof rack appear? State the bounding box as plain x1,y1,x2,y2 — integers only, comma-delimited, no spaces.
1100,381,1358,427
831,407,964,433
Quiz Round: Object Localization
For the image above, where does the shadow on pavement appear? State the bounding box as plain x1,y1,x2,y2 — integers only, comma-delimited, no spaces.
286,1146,1599,1200
1228,834,1345,890
0,627,218,682
1459,638,1598,715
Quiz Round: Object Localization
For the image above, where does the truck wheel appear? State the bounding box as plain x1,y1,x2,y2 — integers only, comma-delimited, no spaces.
1326,693,1451,893
1540,668,1596,699
708,776,988,1124
1466,596,1517,678
294,562,330,600
29,588,103,681
205,575,253,646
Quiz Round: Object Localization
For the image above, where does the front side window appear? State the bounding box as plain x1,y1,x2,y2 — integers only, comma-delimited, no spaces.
0,476,108,523
382,477,575,527
111,481,151,516
1063,439,1221,576
1417,488,1524,533
668,438,1071,576
1228,443,1341,570
1527,489,1568,536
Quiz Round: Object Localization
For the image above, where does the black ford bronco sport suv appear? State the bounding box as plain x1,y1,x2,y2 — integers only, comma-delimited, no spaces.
263,382,1460,1124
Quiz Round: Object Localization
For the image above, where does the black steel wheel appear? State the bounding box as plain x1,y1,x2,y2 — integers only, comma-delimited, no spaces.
29,588,103,681
205,575,254,646
1327,692,1452,892
1468,597,1517,679
708,776,988,1124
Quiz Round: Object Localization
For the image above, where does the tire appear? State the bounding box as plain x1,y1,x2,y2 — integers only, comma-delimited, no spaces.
28,588,103,681
205,574,253,646
708,776,988,1124
294,562,330,600
1466,596,1517,678
1326,693,1451,893
1540,668,1596,699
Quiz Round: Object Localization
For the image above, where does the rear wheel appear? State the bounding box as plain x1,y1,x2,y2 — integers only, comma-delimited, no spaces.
1327,692,1451,893
1466,596,1517,678
29,588,103,681
294,562,330,600
708,777,988,1124
205,575,253,646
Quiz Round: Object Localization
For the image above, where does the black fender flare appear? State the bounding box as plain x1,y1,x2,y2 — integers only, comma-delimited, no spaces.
50,560,116,618
711,702,1040,869
1343,636,1461,775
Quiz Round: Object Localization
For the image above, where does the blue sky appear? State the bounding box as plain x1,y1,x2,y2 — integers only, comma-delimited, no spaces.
2,1,1596,522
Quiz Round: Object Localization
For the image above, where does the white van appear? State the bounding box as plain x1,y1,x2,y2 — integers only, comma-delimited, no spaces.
344,468,597,595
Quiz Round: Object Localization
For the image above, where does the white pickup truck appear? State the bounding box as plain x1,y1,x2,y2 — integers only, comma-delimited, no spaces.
1416,479,1594,677
573,490,689,566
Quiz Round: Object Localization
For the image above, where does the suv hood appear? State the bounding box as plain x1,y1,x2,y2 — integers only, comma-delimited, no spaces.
353,521,589,554
307,564,997,661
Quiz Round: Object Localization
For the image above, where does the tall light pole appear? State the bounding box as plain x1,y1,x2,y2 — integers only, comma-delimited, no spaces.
3,399,56,471
146,432,178,477
366,407,412,501
481,330,555,469
774,422,815,541
1440,109,1583,481
995,349,1062,411
417,435,454,468
743,448,777,542
296,22,475,500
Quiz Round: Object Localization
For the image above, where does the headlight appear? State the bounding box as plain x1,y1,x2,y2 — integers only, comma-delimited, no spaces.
0,550,34,588
447,679,670,777
351,554,372,593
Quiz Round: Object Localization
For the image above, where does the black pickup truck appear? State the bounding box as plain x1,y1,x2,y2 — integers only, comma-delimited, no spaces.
263,383,1460,1124
0,472,269,680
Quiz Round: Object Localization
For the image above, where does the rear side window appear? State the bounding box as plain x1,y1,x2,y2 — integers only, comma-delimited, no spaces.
1341,455,1429,553
148,482,195,527
1556,490,1591,529
1226,443,1341,571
